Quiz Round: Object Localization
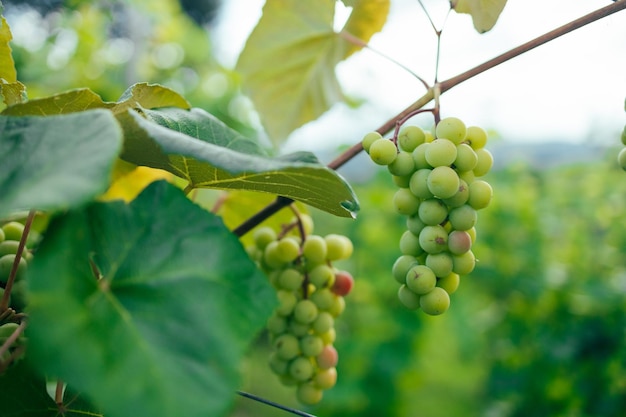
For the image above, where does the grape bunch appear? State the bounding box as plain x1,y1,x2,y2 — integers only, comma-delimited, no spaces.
246,216,354,405
0,221,32,313
362,117,493,315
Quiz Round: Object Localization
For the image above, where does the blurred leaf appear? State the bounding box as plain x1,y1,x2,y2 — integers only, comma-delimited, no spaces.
112,82,191,113
340,0,390,58
1,89,110,116
118,108,359,218
0,15,16,83
0,80,27,107
27,180,275,417
100,166,174,202
0,110,122,216
451,0,507,33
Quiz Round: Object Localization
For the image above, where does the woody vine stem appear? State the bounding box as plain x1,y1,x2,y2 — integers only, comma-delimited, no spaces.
232,0,626,238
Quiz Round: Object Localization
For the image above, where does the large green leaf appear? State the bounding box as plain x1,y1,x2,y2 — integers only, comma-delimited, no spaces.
118,107,359,217
1,88,109,116
26,180,275,417
0,14,16,83
112,82,191,113
0,110,122,217
451,0,508,33
236,0,389,144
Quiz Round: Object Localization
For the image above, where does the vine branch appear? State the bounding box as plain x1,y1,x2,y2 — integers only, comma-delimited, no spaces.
233,0,626,237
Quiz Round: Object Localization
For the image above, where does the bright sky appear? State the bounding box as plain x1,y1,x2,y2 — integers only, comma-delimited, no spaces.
212,0,626,152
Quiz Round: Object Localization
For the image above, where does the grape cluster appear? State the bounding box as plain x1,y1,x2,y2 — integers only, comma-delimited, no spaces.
0,221,32,313
363,117,493,315
246,216,354,405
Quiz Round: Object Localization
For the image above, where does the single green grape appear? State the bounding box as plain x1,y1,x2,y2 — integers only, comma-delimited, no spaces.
0,254,27,282
447,230,472,255
398,125,426,152
289,319,311,337
289,356,315,382
442,179,470,208
308,264,335,288
362,131,383,153
459,170,476,185
302,235,327,265
467,227,477,244
418,198,448,226
393,188,422,216
452,250,476,275
327,294,345,317
425,138,457,167
274,334,301,360
275,290,298,315
294,299,319,324
420,287,450,315
474,148,494,177
263,241,286,269
399,230,424,257
468,180,493,210
437,272,460,294
392,174,411,188
325,234,353,261
314,367,338,390
267,312,288,335
418,225,448,254
392,255,419,285
405,264,437,295
454,143,478,172
268,352,290,375
278,268,304,291
0,228,5,243
0,322,19,339
276,237,300,263
300,335,325,357
312,311,334,334
0,241,27,258
406,215,426,235
621,125,626,146
409,169,434,199
253,226,277,250
1,222,25,242
310,288,335,310
397,284,421,309
297,382,324,405
427,166,460,199
369,138,398,165
465,125,488,149
412,143,432,170
425,252,453,277
319,327,337,345
435,117,467,144
618,147,626,171
388,151,416,176
448,205,477,231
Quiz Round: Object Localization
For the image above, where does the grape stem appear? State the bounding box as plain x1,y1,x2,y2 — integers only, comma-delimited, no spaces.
232,0,626,237
0,319,27,371
236,390,318,417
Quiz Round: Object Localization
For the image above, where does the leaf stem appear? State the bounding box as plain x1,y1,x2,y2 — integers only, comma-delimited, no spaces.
236,390,317,417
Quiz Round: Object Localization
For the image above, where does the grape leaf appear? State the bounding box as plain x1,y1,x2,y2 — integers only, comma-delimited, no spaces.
112,82,191,113
1,88,110,116
0,15,16,83
1,80,27,107
118,107,359,217
0,110,122,217
26,180,275,417
236,0,389,144
451,0,508,33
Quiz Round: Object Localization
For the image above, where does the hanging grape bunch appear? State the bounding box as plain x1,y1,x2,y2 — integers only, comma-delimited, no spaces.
246,214,354,405
363,117,493,315
0,221,32,314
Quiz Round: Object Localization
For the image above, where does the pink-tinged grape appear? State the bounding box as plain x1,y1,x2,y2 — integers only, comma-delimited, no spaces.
388,151,416,176
409,169,434,199
332,271,354,296
406,215,426,235
314,367,338,390
397,284,421,309
418,225,448,254
319,328,337,345
454,143,478,172
465,126,488,149
392,175,411,188
418,198,448,226
316,345,339,369
425,138,457,167
297,382,323,405
398,125,426,152
267,312,288,334
302,235,327,264
405,265,437,294
2,222,25,242
325,234,353,261
369,138,398,165
442,179,469,208
392,255,419,284
362,131,382,153
278,268,304,291
448,230,472,255
437,272,460,294
435,117,467,144
327,294,346,317
427,166,460,199
310,288,334,310
393,188,421,216
618,147,626,171
294,299,319,323
300,335,324,357
289,356,314,382
419,287,450,315
274,334,301,360
399,230,424,257
275,237,300,263
474,148,494,177
425,252,453,277
253,226,277,250
308,264,335,288
412,143,432,170
468,180,493,210
275,290,297,315
312,311,334,334
449,205,477,231
452,250,476,275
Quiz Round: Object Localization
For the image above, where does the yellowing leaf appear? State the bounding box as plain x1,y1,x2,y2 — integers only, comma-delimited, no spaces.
0,16,16,83
100,166,173,202
451,0,507,33
341,0,390,58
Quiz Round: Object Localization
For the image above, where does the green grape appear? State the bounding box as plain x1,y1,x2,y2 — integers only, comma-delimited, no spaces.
465,125,488,149
274,334,301,360
418,225,448,254
267,312,288,335
369,138,398,165
412,143,432,170
393,188,421,216
289,356,315,382
325,234,353,261
0,254,27,282
474,148,494,177
316,345,338,369
0,241,27,258
263,241,286,269
406,215,426,235
397,284,421,309
312,311,334,334
0,228,4,243
419,287,450,315
300,335,324,357
425,252,453,277
398,125,426,152
1,222,25,242
448,205,477,231
0,288,9,307
618,147,626,171
314,367,338,390
425,138,457,167
310,288,334,310
302,235,327,265
388,151,416,176
437,272,460,294
405,264,437,295
427,166,460,199
253,226,277,250
278,268,304,291
424,131,435,143
435,117,467,144
276,237,301,263
418,198,448,226
362,131,382,153
447,230,472,255
297,382,324,405
442,179,470,208
454,143,478,172
294,299,319,324
319,328,337,345
621,125,626,146
409,169,434,199
327,294,345,317
452,250,476,275
392,255,419,285
276,290,297,315
392,175,411,188
289,319,311,337
308,264,335,288
459,170,475,184
467,227,477,244
269,352,290,375
468,180,493,210
399,231,424,257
